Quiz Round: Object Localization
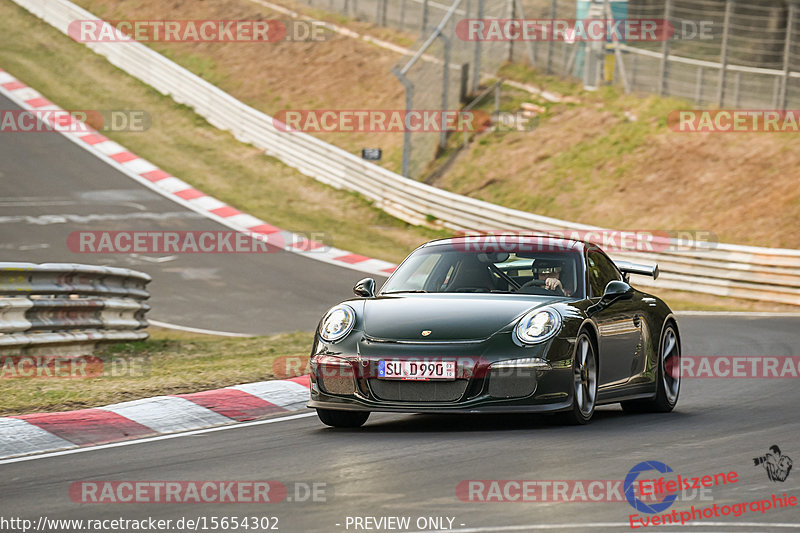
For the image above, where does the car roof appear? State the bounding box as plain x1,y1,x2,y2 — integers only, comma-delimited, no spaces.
420,234,587,252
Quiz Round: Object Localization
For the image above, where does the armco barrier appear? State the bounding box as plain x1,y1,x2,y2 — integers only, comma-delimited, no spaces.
0,263,150,354
12,0,800,306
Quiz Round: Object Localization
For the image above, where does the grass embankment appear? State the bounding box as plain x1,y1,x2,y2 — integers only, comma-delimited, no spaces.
66,0,800,251
1,329,314,416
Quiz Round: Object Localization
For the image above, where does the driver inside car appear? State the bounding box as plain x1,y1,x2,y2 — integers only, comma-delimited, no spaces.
535,260,568,296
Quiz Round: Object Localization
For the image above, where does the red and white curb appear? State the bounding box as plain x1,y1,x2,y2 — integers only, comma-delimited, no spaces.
0,375,311,459
0,67,397,277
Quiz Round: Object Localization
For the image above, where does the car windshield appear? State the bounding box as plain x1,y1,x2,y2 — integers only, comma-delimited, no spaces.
381,243,584,298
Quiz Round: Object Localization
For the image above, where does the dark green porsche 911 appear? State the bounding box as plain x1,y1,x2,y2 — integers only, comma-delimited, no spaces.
307,235,681,428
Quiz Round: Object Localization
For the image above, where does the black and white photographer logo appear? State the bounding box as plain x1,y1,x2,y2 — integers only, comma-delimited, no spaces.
753,445,793,482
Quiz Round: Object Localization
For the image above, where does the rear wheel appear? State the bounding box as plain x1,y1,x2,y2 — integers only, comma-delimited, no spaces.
316,408,370,428
561,331,597,425
621,323,680,413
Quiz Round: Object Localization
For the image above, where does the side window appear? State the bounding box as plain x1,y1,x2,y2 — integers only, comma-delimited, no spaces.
587,250,622,298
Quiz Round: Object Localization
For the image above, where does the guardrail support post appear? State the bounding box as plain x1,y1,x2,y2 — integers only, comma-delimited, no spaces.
460,63,470,103
695,66,704,104
716,0,733,107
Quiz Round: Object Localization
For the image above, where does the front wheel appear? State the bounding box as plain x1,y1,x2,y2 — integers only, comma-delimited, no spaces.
560,331,598,425
316,408,370,428
621,322,681,413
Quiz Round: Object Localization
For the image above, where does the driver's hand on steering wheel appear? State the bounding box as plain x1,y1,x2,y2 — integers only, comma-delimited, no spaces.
544,277,563,292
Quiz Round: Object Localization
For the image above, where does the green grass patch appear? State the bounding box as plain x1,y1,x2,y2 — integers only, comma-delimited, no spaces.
0,329,314,416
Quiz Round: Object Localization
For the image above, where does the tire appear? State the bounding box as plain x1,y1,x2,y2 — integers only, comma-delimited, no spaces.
560,331,598,425
316,408,370,428
621,322,681,413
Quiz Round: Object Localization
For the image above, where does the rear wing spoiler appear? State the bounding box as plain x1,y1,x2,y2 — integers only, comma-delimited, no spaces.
615,260,659,280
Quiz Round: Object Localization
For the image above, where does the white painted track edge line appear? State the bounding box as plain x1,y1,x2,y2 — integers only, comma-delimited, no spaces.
148,319,255,337
0,411,317,465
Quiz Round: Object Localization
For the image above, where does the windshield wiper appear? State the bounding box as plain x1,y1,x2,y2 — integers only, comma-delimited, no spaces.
382,290,429,294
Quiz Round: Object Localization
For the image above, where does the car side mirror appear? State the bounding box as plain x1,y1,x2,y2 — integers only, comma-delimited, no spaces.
353,278,376,298
602,280,633,302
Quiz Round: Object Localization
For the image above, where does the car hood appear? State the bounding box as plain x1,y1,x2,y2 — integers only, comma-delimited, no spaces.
362,294,558,342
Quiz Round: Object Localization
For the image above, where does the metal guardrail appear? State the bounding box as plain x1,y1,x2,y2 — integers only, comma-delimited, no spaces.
12,0,800,306
0,263,151,353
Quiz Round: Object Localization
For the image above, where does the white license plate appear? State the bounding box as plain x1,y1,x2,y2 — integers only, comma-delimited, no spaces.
378,360,456,381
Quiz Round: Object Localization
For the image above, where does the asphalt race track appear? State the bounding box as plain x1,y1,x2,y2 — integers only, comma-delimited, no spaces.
2,94,800,532
1,316,799,532
0,93,378,335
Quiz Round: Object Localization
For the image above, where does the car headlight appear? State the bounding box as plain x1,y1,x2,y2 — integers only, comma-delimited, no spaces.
319,305,356,342
514,308,561,345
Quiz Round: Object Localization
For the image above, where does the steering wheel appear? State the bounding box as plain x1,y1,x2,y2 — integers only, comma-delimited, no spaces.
520,279,546,288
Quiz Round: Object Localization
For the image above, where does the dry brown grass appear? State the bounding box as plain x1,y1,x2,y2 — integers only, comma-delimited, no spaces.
74,0,800,249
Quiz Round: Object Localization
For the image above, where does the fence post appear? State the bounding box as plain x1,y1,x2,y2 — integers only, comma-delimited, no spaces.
377,0,387,26
440,33,452,150
716,0,733,107
506,0,516,62
658,0,673,96
515,0,537,66
546,0,557,74
400,0,406,28
780,0,796,110
393,68,414,177
422,0,430,33
472,0,484,93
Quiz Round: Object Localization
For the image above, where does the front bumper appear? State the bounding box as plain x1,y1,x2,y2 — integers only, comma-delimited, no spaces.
308,353,574,414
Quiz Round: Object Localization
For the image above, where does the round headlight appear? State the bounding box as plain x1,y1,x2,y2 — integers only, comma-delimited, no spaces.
319,305,356,342
514,308,561,345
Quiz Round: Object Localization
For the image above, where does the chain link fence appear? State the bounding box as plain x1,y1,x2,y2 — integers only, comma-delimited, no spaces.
302,0,799,177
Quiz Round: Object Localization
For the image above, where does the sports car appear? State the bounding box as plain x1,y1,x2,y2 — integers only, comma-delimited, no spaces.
308,235,681,427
